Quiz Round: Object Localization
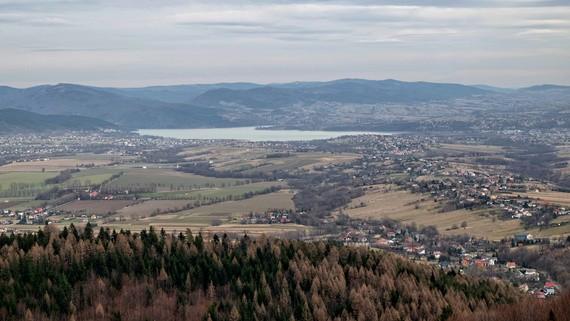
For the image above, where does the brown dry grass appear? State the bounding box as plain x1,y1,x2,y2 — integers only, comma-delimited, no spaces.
102,222,311,237
115,200,195,218
113,190,295,228
99,190,302,235
56,200,137,215
344,185,524,240
438,144,506,154
503,191,570,207
180,146,358,174
0,156,115,172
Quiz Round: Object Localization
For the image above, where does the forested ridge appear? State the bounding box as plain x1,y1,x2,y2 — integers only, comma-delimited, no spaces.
453,291,570,321
0,225,522,321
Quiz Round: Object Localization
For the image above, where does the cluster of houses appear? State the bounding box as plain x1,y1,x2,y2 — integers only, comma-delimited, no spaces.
330,135,434,156
0,132,195,166
333,133,569,233
334,219,563,298
393,157,569,228
240,209,294,225
0,207,50,225
0,205,102,234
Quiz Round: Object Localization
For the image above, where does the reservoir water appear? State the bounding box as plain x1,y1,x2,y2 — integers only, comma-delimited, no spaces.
137,127,393,142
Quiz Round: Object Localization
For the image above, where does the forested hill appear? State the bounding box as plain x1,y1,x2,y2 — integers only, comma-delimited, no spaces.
0,108,117,133
0,225,523,321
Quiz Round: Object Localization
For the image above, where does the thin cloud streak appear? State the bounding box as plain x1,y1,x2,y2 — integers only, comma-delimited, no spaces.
0,0,568,87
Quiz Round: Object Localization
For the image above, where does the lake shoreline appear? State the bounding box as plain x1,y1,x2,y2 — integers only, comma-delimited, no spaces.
137,127,397,142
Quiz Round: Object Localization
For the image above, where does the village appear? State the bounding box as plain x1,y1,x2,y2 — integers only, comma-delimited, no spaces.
337,218,564,299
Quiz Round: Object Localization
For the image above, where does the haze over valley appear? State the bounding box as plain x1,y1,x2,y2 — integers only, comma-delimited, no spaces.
1,79,569,132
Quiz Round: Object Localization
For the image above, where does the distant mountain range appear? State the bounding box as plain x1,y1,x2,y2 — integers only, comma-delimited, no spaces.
191,79,490,109
102,82,261,103
0,83,228,129
0,79,568,132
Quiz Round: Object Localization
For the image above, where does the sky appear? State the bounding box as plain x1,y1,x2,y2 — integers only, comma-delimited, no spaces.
1,0,569,88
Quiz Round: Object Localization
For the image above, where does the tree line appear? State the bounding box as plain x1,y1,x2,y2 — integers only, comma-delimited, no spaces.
0,225,521,321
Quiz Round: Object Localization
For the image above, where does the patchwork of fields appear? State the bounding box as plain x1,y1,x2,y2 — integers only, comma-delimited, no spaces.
2,145,568,240
105,168,247,192
55,200,139,215
102,190,297,234
181,146,358,174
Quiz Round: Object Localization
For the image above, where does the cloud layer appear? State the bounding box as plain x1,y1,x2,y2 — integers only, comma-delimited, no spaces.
0,0,569,87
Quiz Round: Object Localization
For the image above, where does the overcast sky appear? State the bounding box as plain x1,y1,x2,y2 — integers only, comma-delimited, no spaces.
1,0,569,88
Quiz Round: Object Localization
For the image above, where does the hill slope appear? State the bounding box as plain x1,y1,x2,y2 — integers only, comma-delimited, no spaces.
0,108,116,133
520,84,570,91
0,84,227,128
2,79,567,130
192,79,491,108
104,82,262,103
0,227,521,321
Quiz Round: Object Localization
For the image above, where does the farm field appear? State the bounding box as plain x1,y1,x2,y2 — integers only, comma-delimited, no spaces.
0,198,46,211
141,181,285,200
502,191,570,207
103,222,311,237
0,199,23,209
430,209,522,240
529,224,570,238
557,145,570,174
104,168,247,191
200,223,311,237
128,190,295,226
437,144,506,154
55,200,138,216
227,153,358,174
69,167,123,186
344,185,524,240
0,172,57,191
180,146,358,174
0,154,118,172
115,200,196,219
446,160,507,173
344,185,439,219
8,200,47,211
181,146,273,164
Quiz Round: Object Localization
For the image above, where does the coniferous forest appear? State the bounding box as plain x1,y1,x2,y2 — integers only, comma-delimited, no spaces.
0,224,566,321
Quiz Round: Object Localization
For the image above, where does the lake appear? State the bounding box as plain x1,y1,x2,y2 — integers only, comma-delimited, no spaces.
137,127,394,142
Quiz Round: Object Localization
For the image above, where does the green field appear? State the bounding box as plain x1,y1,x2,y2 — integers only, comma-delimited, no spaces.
127,190,295,226
217,152,358,174
0,172,57,191
104,168,247,191
69,167,123,186
0,168,123,194
141,181,284,200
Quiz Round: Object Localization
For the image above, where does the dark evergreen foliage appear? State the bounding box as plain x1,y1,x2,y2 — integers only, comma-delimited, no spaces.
0,227,520,321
